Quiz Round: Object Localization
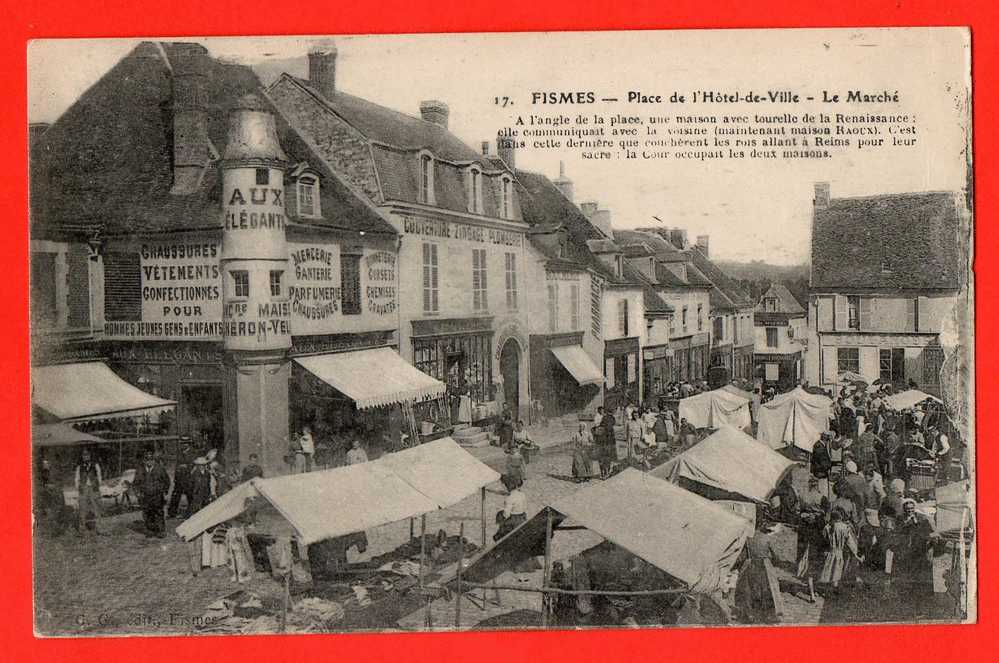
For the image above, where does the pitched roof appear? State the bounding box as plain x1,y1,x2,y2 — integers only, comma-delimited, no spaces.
515,169,637,286
30,42,394,239
810,191,964,290
688,246,753,307
755,283,806,315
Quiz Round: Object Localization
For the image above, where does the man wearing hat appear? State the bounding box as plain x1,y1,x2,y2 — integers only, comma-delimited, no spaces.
167,438,194,519
74,448,104,536
189,456,212,514
133,449,171,537
810,431,834,498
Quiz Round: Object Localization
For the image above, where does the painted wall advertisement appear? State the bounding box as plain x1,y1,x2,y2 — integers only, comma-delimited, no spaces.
103,239,224,340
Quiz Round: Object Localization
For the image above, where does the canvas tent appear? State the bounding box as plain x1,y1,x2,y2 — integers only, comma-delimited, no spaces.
176,438,499,544
678,388,752,430
650,425,795,504
459,469,749,595
756,387,832,453
884,389,943,411
32,423,105,447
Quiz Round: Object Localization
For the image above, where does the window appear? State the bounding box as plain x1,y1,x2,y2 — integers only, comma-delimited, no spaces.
413,334,493,402
466,167,483,214
669,314,676,337
255,168,270,186
472,248,488,311
231,270,249,298
590,277,602,339
766,327,779,348
879,349,892,382
419,154,434,204
733,315,740,343
500,177,513,219
614,255,623,277
422,243,439,313
837,347,860,374
570,284,580,329
923,347,944,385
697,304,703,331
618,299,629,337
548,283,559,331
847,295,860,329
504,252,518,310
880,347,906,383
297,176,318,217
31,252,59,325
764,297,778,312
907,298,919,332
269,270,283,297
341,254,361,315
713,316,724,341
681,306,688,330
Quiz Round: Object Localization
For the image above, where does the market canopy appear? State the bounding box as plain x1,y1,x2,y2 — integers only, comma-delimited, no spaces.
294,347,446,410
650,425,796,503
679,388,751,430
550,469,750,591
884,389,943,411
549,345,603,387
31,423,105,448
176,437,499,545
756,387,832,453
721,384,754,402
32,362,176,422
934,480,974,541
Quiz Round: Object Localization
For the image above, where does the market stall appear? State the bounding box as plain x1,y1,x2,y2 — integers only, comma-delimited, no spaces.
453,469,750,627
678,387,752,430
649,425,796,504
756,386,832,453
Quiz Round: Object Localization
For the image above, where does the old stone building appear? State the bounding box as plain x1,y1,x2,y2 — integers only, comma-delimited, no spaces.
808,182,966,394
754,283,807,389
30,42,441,477
268,42,532,428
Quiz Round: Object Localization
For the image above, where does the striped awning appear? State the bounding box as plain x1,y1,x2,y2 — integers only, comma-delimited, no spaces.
550,345,603,387
294,347,446,410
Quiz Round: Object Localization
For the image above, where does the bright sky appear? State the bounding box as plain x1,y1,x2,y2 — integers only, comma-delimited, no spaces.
28,29,970,265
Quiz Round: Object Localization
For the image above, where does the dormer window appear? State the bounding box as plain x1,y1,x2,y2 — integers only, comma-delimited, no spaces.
764,297,778,312
466,167,483,214
297,175,320,218
419,152,435,205
500,176,513,219
881,260,893,274
614,255,623,277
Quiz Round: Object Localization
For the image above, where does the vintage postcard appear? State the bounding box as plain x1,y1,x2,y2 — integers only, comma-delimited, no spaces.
28,28,974,635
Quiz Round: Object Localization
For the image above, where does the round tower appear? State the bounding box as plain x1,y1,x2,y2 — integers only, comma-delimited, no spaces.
221,93,291,352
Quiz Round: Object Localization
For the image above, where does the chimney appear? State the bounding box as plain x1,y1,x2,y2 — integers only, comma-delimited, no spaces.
481,140,490,156
814,181,830,208
308,40,338,99
553,161,574,202
171,43,212,194
223,94,288,164
591,208,613,238
668,228,688,249
580,201,598,218
497,136,516,170
419,100,449,128
696,235,710,257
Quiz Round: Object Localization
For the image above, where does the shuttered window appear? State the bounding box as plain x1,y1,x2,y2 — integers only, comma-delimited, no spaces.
472,248,488,311
504,252,517,310
422,243,439,313
548,283,559,331
341,254,361,315
570,284,580,330
103,252,141,321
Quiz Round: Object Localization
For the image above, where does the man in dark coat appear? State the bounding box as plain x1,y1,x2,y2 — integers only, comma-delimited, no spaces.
599,408,616,477
188,457,212,514
810,431,834,498
167,439,194,518
133,449,171,537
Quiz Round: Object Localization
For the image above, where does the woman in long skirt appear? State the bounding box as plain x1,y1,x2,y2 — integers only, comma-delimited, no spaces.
819,510,862,591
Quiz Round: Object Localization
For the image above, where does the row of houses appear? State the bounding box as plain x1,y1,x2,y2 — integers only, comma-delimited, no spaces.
30,40,965,476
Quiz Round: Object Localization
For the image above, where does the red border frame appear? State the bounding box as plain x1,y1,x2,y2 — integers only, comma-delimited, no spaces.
2,1,992,661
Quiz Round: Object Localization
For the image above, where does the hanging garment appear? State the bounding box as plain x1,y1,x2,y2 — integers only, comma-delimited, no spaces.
226,526,254,583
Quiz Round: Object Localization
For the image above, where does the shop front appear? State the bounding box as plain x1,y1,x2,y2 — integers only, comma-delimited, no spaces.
603,336,641,411
668,333,710,383
733,344,755,381
755,351,802,391
642,345,673,401
411,317,501,426
529,331,603,420
710,342,733,373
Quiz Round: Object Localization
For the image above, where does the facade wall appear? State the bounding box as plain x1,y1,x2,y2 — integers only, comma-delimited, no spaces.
817,331,945,393
754,314,807,355
658,288,711,341
814,292,957,334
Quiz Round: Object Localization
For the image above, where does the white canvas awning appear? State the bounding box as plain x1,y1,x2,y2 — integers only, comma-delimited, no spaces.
884,389,943,411
32,362,176,422
294,347,446,410
31,423,105,447
756,386,832,453
679,388,752,430
549,345,603,386
550,469,749,591
176,438,499,544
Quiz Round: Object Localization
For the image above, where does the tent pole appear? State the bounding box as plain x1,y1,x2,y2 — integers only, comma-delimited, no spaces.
480,486,486,548
280,562,290,632
541,508,553,628
456,522,464,629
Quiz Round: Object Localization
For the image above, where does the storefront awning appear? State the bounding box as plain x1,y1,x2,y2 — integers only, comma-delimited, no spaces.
294,347,446,410
32,362,176,422
32,423,105,447
550,345,603,387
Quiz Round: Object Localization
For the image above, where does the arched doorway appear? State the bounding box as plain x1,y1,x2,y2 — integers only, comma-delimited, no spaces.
499,339,521,420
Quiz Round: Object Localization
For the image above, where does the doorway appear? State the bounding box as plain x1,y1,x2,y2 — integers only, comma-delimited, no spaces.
179,383,225,453
499,339,521,419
